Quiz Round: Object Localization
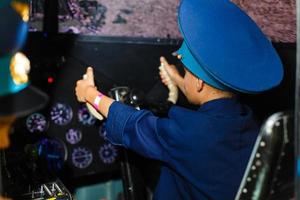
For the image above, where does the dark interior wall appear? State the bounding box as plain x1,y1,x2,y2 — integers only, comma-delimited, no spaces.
25,33,182,96
25,33,296,121
239,43,296,123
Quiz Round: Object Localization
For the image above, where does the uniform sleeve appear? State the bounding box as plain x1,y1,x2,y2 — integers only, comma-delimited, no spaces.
105,101,176,161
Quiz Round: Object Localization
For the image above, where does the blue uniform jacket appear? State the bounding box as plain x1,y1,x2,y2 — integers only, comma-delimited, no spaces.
105,98,259,200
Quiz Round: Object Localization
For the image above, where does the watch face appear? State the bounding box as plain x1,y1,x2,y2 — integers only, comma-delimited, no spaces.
77,105,96,126
71,147,93,169
50,103,73,126
99,143,118,164
26,113,48,133
65,128,82,145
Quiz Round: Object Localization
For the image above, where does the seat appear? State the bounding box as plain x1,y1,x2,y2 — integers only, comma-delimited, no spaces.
235,111,294,200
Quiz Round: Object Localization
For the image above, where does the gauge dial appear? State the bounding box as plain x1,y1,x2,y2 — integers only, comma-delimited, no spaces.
78,105,96,126
50,103,73,125
99,143,118,164
72,147,93,169
99,122,107,139
36,138,68,171
66,128,82,145
26,113,48,133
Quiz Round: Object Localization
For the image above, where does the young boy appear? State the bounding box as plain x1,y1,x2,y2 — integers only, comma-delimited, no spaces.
75,0,283,199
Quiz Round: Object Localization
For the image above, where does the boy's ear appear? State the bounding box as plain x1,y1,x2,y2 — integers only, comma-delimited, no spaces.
196,78,204,92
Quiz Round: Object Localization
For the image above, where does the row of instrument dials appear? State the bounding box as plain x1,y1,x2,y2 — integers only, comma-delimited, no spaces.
31,138,118,170
26,103,96,133
25,102,119,171
70,144,117,169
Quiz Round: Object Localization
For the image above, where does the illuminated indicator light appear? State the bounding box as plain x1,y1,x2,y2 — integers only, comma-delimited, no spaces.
48,77,54,83
47,154,60,159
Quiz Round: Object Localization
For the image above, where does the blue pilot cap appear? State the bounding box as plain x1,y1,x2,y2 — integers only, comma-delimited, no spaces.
177,0,284,93
0,0,28,57
177,41,232,91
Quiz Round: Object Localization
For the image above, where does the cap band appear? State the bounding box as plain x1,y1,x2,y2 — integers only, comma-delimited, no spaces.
177,41,231,91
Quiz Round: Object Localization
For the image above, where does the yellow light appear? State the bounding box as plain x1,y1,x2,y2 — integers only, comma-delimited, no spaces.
10,52,31,85
0,116,16,149
11,1,29,22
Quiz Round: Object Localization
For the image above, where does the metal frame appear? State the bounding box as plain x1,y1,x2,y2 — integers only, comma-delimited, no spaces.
73,34,182,46
295,0,300,198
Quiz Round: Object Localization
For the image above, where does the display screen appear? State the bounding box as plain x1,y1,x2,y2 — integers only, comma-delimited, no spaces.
58,0,182,39
28,0,44,32
28,0,295,42
231,0,296,43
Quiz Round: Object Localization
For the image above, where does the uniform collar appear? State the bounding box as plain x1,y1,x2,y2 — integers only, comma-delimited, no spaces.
198,97,245,115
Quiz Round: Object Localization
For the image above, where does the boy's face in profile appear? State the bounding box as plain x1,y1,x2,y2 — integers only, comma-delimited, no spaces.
0,116,15,149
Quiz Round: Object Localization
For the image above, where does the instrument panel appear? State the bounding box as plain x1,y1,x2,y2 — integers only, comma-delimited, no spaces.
7,38,181,197
22,103,120,178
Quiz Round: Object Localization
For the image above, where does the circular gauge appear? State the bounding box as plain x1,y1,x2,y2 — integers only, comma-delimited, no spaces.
50,103,73,125
66,128,82,145
72,147,93,169
36,137,68,171
26,113,48,133
99,122,107,139
99,143,118,164
78,105,96,126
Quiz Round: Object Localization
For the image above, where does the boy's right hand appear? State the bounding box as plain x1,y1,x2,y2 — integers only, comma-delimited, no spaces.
159,57,179,104
159,56,180,86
